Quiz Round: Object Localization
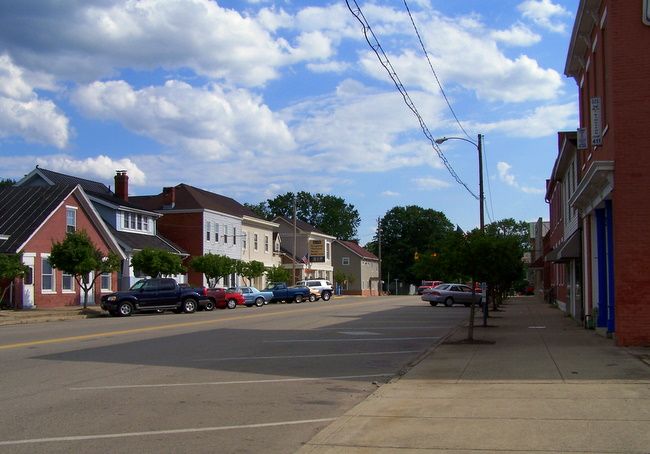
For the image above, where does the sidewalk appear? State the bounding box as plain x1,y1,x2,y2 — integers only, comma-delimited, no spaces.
0,306,104,326
299,295,650,454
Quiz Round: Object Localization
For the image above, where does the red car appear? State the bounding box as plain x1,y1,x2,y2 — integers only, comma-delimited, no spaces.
201,287,246,310
417,280,443,295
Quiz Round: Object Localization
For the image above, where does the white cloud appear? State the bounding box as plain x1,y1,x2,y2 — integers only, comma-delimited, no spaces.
497,161,544,195
72,79,295,159
413,177,451,190
0,54,70,148
307,60,350,74
35,155,146,185
491,23,541,46
518,0,572,33
382,190,400,197
0,0,333,87
477,102,577,138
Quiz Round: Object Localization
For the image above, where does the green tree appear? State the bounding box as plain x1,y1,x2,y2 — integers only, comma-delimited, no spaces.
484,218,530,252
190,253,234,287
240,260,266,286
131,248,185,279
49,231,121,308
0,253,29,308
246,192,361,240
0,178,16,189
334,269,347,288
265,265,290,285
368,206,454,286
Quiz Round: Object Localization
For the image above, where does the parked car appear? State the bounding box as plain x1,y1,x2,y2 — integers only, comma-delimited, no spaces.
228,286,272,307
420,283,481,307
204,287,246,309
101,278,211,316
417,280,443,295
296,279,334,301
264,282,311,303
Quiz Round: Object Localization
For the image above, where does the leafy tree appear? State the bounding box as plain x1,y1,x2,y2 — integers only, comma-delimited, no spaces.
240,260,266,286
49,231,121,308
190,253,234,287
0,253,29,308
334,269,347,287
265,265,290,285
0,178,16,189
368,206,454,286
131,248,185,279
246,191,361,240
484,218,530,252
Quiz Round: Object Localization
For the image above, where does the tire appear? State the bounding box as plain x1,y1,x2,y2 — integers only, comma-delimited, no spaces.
118,302,133,316
321,291,332,301
204,301,215,311
308,294,317,302
444,297,454,307
254,297,265,307
294,294,303,303
182,299,197,313
227,298,237,309
429,302,437,307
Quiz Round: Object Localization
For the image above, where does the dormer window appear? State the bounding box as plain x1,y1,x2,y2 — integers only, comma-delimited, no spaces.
121,211,152,234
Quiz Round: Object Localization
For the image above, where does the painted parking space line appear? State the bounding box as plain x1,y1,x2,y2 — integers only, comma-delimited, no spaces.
265,336,441,343
0,298,390,351
192,350,422,362
0,418,337,446
69,373,393,391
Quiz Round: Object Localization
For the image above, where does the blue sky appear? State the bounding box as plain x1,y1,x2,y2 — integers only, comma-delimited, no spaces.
0,0,579,244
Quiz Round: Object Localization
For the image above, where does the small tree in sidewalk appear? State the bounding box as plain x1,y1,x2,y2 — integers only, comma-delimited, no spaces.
0,253,29,309
190,253,234,288
131,248,185,279
49,231,120,309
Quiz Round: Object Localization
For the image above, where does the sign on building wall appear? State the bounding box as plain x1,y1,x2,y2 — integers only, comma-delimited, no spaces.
590,97,602,146
577,128,588,149
644,0,650,25
309,240,325,263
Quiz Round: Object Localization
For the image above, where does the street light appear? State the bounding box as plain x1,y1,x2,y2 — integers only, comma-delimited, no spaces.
434,134,484,232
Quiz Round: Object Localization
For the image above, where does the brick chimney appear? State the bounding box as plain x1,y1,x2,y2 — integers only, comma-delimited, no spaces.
162,186,176,209
114,170,128,202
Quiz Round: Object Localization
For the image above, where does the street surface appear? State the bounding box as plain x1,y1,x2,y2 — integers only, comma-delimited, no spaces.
0,295,466,453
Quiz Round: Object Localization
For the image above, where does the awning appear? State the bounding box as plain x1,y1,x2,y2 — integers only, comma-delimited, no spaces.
546,231,581,263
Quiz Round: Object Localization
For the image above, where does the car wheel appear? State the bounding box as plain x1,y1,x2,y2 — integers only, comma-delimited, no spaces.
294,295,303,303
227,298,237,309
429,302,437,307
444,297,454,307
308,294,317,302
254,297,265,307
204,301,215,311
182,299,197,313
321,291,332,301
118,302,133,316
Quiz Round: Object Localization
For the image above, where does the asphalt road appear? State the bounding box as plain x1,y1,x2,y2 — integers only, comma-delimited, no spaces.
0,295,468,453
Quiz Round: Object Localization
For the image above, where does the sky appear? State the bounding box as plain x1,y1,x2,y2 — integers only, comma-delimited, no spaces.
0,0,579,245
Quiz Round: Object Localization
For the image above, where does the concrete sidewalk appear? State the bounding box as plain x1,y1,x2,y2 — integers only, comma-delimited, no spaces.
0,306,104,326
299,295,650,453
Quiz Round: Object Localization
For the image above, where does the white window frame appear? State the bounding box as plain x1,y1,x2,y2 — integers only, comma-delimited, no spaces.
206,221,211,241
342,257,350,266
62,272,75,292
41,255,55,292
100,272,112,291
242,231,247,250
254,234,259,251
215,223,219,242
66,206,77,233
264,235,269,253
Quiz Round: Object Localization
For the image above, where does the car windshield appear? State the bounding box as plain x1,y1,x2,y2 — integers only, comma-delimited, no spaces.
130,280,146,290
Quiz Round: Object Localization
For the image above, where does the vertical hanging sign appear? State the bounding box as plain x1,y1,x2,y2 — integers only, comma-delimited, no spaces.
590,97,602,146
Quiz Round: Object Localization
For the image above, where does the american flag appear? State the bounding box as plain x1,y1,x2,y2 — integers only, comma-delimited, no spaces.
301,254,309,264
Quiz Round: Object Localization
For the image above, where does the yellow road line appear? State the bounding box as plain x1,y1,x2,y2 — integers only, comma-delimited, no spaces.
0,299,389,351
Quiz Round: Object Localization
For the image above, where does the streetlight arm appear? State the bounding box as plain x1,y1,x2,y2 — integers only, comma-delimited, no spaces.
435,136,478,148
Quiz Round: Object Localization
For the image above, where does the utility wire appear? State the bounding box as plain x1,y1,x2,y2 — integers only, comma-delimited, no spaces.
346,0,478,200
402,0,472,141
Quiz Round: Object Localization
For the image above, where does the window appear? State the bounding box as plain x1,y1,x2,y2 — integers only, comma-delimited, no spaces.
264,235,269,252
143,216,149,232
342,257,350,266
42,256,54,292
254,234,258,251
123,212,129,229
224,225,228,244
233,227,237,245
66,207,76,233
136,214,142,230
130,213,136,229
101,273,111,291
242,231,247,249
215,223,219,242
62,272,74,291
206,221,211,241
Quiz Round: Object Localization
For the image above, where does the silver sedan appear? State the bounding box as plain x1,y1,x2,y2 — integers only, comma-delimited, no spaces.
421,283,481,307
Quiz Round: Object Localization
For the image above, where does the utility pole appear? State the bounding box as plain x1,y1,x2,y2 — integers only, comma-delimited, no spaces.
292,194,297,285
478,133,485,233
377,216,382,296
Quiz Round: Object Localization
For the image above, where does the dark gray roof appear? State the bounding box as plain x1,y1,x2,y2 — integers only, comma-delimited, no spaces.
275,216,327,235
131,183,263,220
0,185,75,253
23,167,149,212
106,224,187,256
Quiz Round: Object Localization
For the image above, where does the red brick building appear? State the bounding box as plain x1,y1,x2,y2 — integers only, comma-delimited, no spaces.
560,0,650,345
0,185,123,309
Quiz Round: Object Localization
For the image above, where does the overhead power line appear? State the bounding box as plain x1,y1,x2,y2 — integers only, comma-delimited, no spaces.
345,0,478,200
402,0,472,141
